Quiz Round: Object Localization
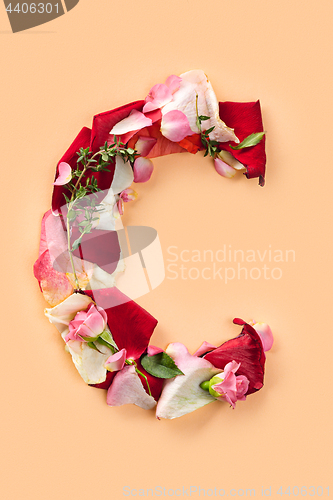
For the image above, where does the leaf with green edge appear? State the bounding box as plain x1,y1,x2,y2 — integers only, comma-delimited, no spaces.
100,330,119,351
230,132,265,150
87,341,98,351
141,352,184,379
199,115,210,121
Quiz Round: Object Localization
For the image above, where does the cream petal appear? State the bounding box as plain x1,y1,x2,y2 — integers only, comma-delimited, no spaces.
218,150,245,171
45,293,111,384
110,156,134,195
156,343,221,419
162,70,238,143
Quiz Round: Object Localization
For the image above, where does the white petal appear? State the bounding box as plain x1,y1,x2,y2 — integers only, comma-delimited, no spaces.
156,343,221,419
162,70,238,143
110,156,134,195
65,339,111,384
107,365,156,410
110,109,152,136
45,293,93,334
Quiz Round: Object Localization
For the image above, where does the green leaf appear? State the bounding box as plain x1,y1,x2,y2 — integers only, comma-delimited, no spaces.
230,131,265,150
99,330,118,351
141,352,184,379
80,335,100,342
71,238,82,250
87,342,98,351
205,126,215,135
199,115,210,121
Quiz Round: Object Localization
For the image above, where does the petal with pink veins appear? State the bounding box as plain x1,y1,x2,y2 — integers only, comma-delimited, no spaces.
214,157,237,178
135,136,157,157
120,188,138,203
193,341,216,357
156,343,221,419
107,365,157,410
110,109,152,136
104,349,127,372
53,162,72,186
160,110,193,143
250,322,274,352
34,250,73,306
133,157,154,183
143,84,173,113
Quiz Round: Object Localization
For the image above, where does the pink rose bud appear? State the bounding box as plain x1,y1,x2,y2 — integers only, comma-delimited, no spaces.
65,303,108,342
208,361,250,409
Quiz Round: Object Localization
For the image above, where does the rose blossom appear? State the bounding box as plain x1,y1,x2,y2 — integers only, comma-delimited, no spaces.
208,360,249,409
64,303,107,343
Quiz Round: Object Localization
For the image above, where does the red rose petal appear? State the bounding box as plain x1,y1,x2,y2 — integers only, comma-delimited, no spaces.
135,358,164,401
204,320,265,395
218,101,266,185
90,100,145,152
85,288,158,361
71,227,121,275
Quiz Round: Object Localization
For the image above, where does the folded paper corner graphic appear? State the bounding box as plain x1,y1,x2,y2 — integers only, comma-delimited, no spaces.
3,0,80,33
64,0,79,11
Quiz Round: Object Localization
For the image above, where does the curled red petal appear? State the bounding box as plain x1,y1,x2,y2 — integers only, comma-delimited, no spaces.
85,288,158,360
218,101,266,185
204,320,265,395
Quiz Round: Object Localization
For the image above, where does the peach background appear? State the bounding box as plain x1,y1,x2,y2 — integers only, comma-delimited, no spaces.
1,1,332,499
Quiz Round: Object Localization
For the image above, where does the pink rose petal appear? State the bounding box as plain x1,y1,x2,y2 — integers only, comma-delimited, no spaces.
214,157,237,178
147,345,164,356
251,322,274,352
110,109,152,136
160,110,194,142
135,136,157,157
133,157,154,183
165,75,182,94
120,188,138,203
143,84,173,113
104,349,127,372
33,250,73,306
193,341,217,357
53,162,72,186
107,365,156,410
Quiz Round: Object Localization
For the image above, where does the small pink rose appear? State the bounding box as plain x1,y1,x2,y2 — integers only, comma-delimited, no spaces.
210,360,250,409
65,303,107,342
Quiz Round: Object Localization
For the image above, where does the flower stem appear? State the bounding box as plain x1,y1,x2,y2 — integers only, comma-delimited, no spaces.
66,205,80,290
